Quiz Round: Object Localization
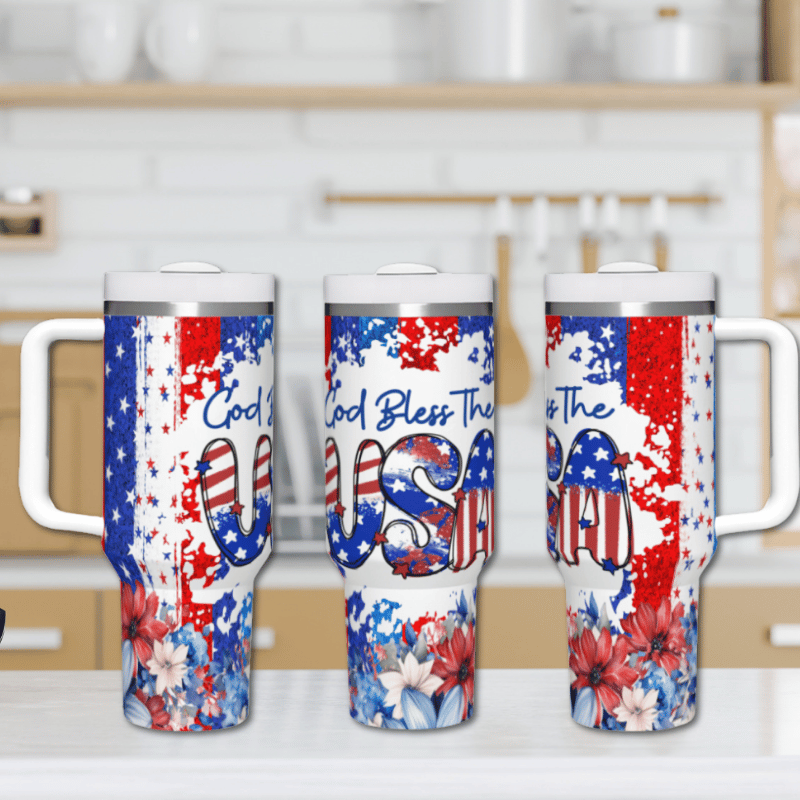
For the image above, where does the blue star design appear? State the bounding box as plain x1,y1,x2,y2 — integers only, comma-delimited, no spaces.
601,558,617,574
684,559,694,571
166,365,174,376
705,377,712,388
477,520,486,532
709,354,714,363
163,552,171,560
151,497,159,507
150,467,158,478
144,424,152,434
195,460,212,474
143,385,149,396
693,412,700,422
579,518,592,529
695,323,700,332
690,374,697,383
681,515,689,526
146,333,153,344
145,533,153,543
707,532,713,542
698,482,705,493
689,587,694,596
693,519,700,530
704,498,710,508
698,454,704,464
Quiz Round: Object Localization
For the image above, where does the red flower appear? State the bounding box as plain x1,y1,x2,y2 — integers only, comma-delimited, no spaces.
570,627,638,725
432,624,475,718
135,689,171,730
620,596,687,674
121,582,169,667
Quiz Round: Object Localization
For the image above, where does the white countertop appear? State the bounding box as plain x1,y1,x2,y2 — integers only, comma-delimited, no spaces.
2,669,799,799
1,550,800,589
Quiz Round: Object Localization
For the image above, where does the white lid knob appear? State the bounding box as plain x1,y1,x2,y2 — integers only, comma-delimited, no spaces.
597,262,659,274
159,261,222,274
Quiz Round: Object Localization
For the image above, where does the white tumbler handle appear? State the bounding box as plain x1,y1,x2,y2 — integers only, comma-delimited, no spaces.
715,317,800,536
19,318,104,536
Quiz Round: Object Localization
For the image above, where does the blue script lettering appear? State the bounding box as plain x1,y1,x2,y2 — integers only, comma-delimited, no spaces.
375,389,455,432
203,380,262,430
326,384,366,431
554,386,614,425
449,388,494,428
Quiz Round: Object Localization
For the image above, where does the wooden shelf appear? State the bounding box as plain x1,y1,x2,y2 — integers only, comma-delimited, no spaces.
0,81,797,110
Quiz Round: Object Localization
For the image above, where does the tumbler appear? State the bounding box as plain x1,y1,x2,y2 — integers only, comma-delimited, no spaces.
324,263,494,729
19,262,274,731
545,262,799,730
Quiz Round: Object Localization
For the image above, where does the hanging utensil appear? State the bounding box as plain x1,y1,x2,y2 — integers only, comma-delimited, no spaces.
579,192,598,273
651,193,669,271
495,195,531,405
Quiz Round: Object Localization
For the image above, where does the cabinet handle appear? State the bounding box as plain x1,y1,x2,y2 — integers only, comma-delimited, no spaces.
0,627,62,651
770,624,800,647
253,627,275,650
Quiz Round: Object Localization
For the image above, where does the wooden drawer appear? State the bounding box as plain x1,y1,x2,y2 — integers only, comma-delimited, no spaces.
98,584,800,670
0,589,98,670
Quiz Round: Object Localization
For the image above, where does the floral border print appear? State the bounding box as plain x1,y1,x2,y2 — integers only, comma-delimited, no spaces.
347,584,477,729
121,582,253,731
568,590,698,731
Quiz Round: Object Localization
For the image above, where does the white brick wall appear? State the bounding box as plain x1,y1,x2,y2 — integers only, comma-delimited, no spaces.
0,2,769,558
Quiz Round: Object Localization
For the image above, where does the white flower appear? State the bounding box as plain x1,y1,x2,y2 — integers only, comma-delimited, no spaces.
614,686,659,732
146,639,189,696
378,652,444,719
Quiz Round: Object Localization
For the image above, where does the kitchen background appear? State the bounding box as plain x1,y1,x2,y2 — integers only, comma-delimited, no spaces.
0,0,797,671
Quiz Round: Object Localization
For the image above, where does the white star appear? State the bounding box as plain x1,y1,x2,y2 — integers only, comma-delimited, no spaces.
257,534,265,546
116,343,125,359
337,549,347,561
594,448,609,461
121,564,130,579
600,324,614,341
106,465,113,481
573,444,582,454
125,489,135,505
566,465,572,474
111,507,120,523
234,334,246,350
582,466,596,480
390,478,406,493
235,548,247,559
224,531,238,544
357,541,371,554
105,362,111,377
119,396,130,414
116,447,126,462
425,496,437,505
106,415,115,431
480,467,488,481
587,431,601,440
131,325,138,338
486,447,493,460
127,542,138,557
473,447,480,459
331,532,340,543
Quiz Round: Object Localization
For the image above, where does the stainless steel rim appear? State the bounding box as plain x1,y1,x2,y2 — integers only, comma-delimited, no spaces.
105,301,273,317
325,302,493,317
545,300,714,317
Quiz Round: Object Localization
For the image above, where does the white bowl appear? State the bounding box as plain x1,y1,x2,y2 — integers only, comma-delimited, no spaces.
612,18,728,83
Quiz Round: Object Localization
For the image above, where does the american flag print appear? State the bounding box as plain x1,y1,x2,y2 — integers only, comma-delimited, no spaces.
547,311,714,731
325,438,386,569
325,313,494,582
103,312,273,731
555,429,632,570
450,430,495,572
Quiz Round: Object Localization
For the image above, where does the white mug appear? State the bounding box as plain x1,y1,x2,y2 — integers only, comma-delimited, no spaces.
145,1,216,83
75,2,141,83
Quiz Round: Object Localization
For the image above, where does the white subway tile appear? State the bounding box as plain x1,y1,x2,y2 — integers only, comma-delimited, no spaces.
8,6,72,53
301,9,425,55
0,148,145,190
212,54,428,84
595,111,761,147
155,149,440,191
449,148,732,194
0,242,140,286
303,110,587,146
60,194,292,236
9,109,297,146
218,9,296,54
147,239,437,282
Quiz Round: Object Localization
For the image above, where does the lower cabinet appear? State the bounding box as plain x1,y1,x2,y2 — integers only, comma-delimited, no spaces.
1,586,798,670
